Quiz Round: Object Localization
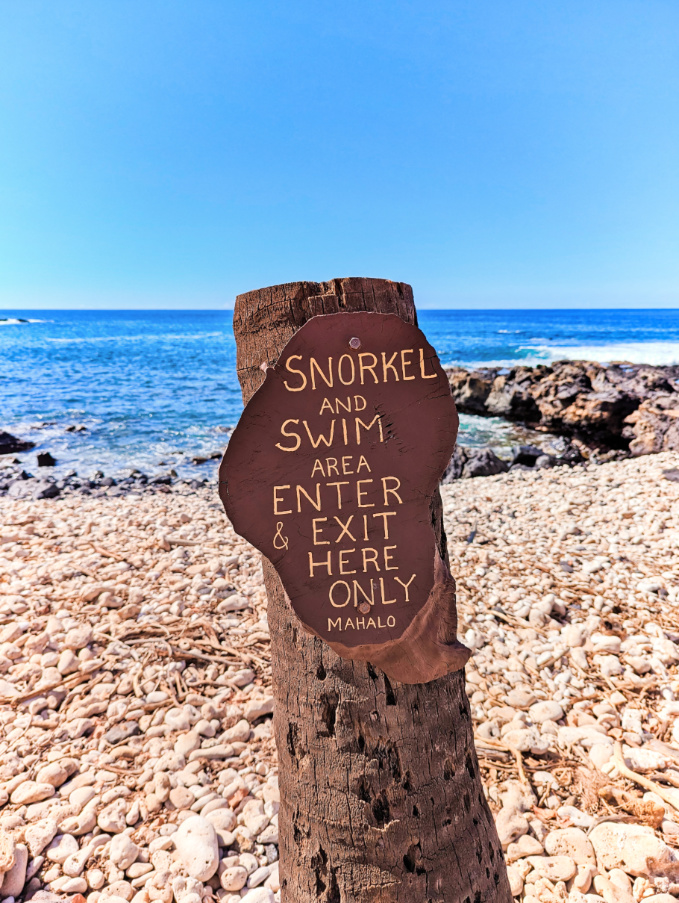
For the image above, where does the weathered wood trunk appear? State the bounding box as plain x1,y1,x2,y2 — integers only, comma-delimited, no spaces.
232,278,511,903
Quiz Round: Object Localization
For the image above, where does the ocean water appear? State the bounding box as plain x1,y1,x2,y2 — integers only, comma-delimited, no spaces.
1,308,678,479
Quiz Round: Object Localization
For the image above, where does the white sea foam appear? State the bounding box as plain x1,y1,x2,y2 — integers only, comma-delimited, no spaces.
522,341,679,366
0,318,29,326
443,341,679,371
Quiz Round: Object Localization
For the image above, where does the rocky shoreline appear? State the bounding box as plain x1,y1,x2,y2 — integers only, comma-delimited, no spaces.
0,464,209,502
1,452,679,902
447,360,679,456
5,357,679,502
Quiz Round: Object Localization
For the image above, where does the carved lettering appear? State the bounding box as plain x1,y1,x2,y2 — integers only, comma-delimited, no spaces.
220,311,460,668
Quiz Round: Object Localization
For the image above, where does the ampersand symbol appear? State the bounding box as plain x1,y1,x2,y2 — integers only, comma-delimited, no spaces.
273,522,289,550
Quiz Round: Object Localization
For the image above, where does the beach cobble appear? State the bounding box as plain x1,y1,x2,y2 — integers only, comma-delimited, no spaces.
1,452,679,901
0,485,277,903
445,451,679,901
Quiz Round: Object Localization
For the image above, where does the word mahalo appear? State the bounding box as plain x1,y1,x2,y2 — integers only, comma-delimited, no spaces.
219,312,469,683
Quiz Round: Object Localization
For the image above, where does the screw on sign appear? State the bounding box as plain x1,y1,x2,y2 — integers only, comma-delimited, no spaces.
221,278,511,903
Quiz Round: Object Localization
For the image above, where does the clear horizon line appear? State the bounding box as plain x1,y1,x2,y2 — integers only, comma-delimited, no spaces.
3,306,679,313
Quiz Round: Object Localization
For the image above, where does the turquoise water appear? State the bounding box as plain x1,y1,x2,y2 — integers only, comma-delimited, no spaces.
1,309,678,478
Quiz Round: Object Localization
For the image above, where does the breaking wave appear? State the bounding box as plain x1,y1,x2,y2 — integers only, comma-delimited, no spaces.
522,342,679,366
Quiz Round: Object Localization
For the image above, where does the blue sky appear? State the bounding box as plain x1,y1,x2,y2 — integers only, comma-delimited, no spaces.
1,1,678,309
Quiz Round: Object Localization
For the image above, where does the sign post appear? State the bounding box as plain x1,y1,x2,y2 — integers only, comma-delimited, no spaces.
221,278,511,902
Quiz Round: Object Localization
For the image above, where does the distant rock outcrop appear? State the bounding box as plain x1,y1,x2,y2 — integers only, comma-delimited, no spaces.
447,360,679,453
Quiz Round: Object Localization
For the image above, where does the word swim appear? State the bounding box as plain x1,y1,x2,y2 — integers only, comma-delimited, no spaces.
276,413,384,452
281,346,438,392
327,614,397,633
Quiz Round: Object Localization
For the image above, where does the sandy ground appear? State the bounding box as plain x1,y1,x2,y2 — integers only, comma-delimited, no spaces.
1,451,679,902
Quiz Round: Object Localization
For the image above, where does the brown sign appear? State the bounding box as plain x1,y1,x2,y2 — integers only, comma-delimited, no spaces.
219,312,470,683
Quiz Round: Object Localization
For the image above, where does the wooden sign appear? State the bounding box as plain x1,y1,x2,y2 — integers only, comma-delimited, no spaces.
219,312,470,683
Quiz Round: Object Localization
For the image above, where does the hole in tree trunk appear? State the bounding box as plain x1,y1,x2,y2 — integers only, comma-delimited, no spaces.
320,691,338,736
371,791,390,827
358,780,371,804
327,868,340,903
403,842,424,875
287,722,298,759
465,752,476,779
311,847,328,895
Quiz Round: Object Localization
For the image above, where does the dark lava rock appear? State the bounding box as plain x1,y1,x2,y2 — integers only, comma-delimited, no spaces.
37,452,57,467
100,477,116,487
445,360,679,454
442,446,508,481
510,444,544,467
556,442,586,465
33,480,60,499
0,431,35,455
442,446,466,481
464,448,509,478
151,474,173,485
485,367,546,421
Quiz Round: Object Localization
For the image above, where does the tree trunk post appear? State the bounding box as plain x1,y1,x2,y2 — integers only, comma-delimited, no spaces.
230,278,511,903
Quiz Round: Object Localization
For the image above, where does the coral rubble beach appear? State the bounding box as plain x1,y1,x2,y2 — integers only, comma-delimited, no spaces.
1,455,679,901
1,358,679,901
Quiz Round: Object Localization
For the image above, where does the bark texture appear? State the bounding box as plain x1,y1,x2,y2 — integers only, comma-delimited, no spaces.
231,278,511,903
